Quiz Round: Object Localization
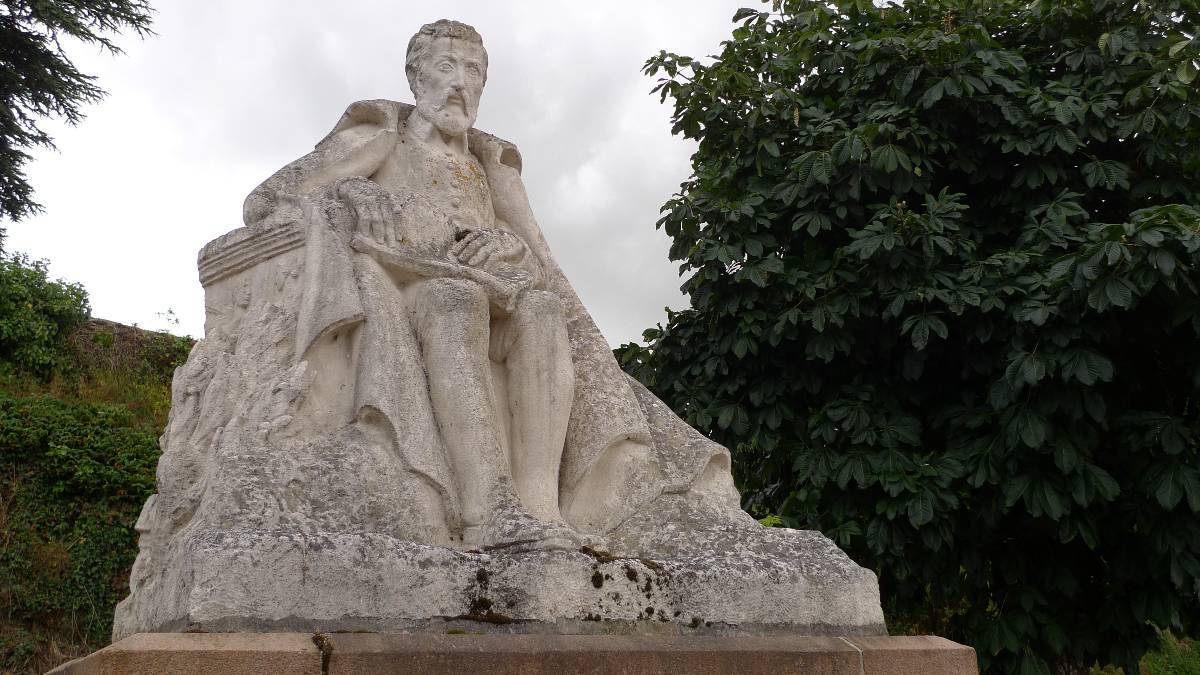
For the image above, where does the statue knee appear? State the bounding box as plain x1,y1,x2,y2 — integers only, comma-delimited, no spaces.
418,278,489,321
514,290,565,326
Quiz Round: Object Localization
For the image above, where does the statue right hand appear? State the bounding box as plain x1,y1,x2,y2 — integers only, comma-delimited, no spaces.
332,176,395,247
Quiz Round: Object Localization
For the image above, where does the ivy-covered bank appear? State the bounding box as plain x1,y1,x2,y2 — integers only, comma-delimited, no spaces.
0,255,191,673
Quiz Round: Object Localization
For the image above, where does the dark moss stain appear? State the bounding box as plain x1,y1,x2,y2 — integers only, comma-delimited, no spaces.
584,613,602,622
639,558,664,573
624,565,639,582
580,545,619,563
689,616,702,628
591,570,605,588
469,596,494,614
644,606,655,616
475,568,490,585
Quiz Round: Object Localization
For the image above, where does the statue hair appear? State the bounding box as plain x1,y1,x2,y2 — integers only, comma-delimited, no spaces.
405,19,488,92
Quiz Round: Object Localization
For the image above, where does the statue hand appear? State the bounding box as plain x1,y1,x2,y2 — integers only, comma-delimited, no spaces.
451,228,526,267
332,176,395,246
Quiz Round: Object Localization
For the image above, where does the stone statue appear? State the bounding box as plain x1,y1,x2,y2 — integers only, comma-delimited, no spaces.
114,20,885,639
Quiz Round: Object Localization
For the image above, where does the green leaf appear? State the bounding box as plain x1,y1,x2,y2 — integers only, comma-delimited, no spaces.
1019,410,1047,448
907,492,935,527
1178,59,1198,85
733,336,750,358
1183,469,1200,512
732,7,759,22
717,405,735,430
1156,472,1184,509
1004,475,1032,508
919,79,946,108
1020,354,1046,385
1104,278,1133,308
1089,465,1120,501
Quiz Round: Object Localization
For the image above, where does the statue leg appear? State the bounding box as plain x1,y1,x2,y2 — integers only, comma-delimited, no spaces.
493,289,574,523
411,278,509,531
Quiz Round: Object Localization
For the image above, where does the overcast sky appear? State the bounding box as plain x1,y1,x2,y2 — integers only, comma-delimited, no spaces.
4,1,750,345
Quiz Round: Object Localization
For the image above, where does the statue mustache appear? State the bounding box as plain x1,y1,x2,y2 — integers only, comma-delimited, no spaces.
433,89,471,112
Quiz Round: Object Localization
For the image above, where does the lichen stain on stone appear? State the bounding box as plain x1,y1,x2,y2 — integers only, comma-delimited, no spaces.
469,596,493,614
580,545,618,563
590,570,604,589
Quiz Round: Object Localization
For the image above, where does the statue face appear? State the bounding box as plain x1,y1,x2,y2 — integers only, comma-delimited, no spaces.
411,37,486,136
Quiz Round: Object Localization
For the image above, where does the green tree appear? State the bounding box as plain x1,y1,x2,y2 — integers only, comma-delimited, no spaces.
0,253,88,376
619,1,1200,672
0,0,153,231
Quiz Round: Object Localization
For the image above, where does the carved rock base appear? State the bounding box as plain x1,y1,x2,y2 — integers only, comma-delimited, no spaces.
112,526,885,640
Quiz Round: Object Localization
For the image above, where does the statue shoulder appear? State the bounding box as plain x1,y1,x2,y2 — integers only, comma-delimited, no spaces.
316,99,409,150
319,99,522,174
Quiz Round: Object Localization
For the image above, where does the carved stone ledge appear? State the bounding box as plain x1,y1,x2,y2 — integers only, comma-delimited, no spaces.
50,633,978,674
198,221,305,288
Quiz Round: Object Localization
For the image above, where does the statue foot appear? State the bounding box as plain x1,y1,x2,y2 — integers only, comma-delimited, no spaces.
463,508,591,553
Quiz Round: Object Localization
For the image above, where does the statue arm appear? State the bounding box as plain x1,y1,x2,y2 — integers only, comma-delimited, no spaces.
241,121,395,228
296,127,398,195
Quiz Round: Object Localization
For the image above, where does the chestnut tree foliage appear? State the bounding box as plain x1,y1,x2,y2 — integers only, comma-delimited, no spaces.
617,1,1200,672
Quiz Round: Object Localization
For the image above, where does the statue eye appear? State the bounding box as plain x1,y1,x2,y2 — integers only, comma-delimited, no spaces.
467,65,481,76
437,62,453,72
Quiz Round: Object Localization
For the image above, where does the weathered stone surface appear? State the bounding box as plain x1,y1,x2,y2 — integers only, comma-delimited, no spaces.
113,19,887,641
113,524,883,638
52,633,978,675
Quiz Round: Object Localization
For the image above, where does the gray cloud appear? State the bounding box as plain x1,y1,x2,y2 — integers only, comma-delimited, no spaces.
5,0,746,345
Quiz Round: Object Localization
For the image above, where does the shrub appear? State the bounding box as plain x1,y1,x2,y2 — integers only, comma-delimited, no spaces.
0,393,159,672
0,254,89,377
620,1,1200,671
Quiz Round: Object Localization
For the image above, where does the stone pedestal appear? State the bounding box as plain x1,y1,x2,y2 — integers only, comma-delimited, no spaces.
114,526,885,640
51,633,978,674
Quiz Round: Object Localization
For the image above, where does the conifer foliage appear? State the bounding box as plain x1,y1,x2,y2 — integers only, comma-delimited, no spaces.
619,1,1200,671
0,0,153,226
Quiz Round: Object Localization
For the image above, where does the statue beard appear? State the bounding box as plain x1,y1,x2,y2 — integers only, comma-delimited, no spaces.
415,94,476,137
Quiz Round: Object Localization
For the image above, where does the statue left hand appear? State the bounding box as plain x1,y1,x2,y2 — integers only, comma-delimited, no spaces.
451,228,526,267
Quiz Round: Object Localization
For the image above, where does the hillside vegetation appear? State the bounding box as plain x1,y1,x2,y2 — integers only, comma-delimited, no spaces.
0,255,191,673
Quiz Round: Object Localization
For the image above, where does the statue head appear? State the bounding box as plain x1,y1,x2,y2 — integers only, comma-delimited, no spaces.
406,20,488,137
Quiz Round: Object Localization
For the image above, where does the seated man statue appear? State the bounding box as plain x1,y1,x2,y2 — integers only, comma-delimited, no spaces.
112,19,884,640
292,20,584,549
179,18,739,553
